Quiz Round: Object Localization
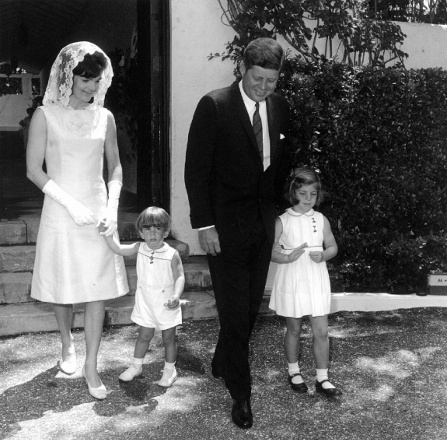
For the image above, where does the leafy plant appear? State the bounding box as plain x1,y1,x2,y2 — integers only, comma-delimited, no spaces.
212,1,447,292
0,64,26,96
213,0,408,67
370,0,447,24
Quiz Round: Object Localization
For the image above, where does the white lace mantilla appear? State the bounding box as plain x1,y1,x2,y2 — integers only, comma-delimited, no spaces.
43,42,113,129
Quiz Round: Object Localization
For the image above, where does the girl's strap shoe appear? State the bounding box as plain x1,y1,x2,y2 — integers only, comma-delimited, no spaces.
288,373,308,393
315,379,342,397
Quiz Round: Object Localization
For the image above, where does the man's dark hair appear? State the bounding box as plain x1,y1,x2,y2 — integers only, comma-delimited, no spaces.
242,38,285,71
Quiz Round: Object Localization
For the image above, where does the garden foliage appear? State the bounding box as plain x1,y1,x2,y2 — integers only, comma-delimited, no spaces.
215,0,447,293
278,60,447,292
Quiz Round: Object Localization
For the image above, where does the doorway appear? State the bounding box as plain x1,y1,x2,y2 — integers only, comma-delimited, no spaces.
137,0,170,212
0,0,171,219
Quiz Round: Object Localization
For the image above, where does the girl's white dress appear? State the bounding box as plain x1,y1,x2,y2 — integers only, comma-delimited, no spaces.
269,208,331,318
131,242,182,330
31,105,129,304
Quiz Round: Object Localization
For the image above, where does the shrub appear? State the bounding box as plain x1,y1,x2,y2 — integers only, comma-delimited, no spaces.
278,59,447,292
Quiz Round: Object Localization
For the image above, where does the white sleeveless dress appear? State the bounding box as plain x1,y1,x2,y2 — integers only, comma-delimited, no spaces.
131,242,182,330
31,105,129,304
269,208,331,318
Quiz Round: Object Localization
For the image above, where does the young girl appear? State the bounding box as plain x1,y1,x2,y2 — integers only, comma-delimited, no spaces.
100,206,185,387
269,167,342,397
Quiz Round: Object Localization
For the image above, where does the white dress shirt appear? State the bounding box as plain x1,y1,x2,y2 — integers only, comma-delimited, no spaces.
239,81,271,170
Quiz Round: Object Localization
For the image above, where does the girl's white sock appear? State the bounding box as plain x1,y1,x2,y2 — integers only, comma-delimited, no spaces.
288,362,304,384
316,368,335,389
133,357,144,365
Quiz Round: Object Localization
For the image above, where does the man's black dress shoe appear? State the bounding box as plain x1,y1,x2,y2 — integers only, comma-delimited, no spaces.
315,379,342,397
231,399,253,429
288,373,308,393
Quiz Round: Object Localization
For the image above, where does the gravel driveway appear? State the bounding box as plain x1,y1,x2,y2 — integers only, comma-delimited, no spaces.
1,308,447,440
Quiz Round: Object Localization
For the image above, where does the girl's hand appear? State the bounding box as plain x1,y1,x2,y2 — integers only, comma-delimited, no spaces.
309,251,324,263
164,298,180,309
287,243,307,263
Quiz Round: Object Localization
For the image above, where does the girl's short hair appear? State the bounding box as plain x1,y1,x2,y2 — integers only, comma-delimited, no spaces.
73,51,107,79
287,167,324,206
136,206,171,232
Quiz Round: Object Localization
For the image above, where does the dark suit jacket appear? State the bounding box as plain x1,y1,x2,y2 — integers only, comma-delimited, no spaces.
185,81,291,246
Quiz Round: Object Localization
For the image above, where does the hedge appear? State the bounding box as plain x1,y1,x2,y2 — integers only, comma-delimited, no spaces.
277,59,447,293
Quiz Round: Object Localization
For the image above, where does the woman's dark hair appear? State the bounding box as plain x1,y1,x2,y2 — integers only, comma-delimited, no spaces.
286,167,324,206
73,51,107,78
242,37,285,71
136,206,171,233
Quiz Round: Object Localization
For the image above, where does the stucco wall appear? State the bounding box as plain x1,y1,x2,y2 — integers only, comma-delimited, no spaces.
398,22,447,69
170,0,236,254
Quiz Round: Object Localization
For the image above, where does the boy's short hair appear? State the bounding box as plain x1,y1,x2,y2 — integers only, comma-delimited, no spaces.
242,37,285,71
136,206,171,232
286,167,324,206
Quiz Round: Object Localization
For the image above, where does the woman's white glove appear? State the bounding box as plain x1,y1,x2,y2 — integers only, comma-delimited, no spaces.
98,180,122,236
42,179,95,226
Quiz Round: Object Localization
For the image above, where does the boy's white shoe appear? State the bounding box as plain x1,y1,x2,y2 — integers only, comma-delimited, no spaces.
157,367,177,387
119,364,143,382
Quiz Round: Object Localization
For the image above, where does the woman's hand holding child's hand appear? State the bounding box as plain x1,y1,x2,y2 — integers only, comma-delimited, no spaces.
97,221,108,235
309,251,324,263
97,217,117,236
287,243,307,263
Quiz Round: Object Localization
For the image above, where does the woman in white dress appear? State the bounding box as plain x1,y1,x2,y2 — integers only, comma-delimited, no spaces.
26,42,129,399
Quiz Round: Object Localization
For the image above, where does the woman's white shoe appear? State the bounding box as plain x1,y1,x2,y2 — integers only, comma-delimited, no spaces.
59,345,76,375
82,366,108,400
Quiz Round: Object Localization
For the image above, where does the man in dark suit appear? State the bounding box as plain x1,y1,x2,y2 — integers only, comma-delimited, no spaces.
184,38,291,429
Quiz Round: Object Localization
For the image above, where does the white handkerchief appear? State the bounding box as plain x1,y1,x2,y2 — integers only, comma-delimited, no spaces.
280,134,285,140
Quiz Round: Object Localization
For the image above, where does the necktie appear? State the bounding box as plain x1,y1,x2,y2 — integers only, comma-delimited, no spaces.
253,102,263,159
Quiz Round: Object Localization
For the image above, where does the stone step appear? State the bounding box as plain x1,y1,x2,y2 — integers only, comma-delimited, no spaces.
0,290,276,336
0,212,142,245
0,256,211,305
0,290,222,336
2,290,447,337
0,237,190,273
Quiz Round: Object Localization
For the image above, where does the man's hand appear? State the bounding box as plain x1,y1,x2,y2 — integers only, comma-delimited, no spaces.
198,227,221,256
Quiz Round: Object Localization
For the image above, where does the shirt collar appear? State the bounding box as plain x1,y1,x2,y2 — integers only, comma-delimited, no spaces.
239,80,266,112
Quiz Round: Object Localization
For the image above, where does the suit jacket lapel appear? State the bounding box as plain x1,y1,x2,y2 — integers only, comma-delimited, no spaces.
266,96,280,164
